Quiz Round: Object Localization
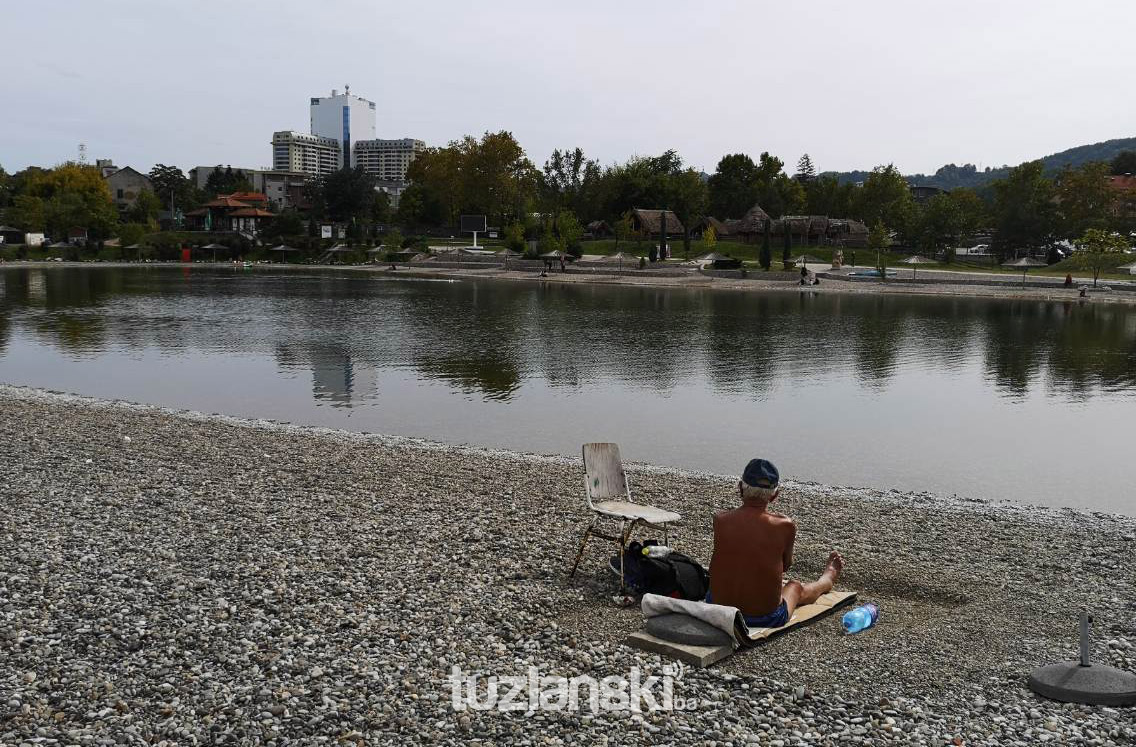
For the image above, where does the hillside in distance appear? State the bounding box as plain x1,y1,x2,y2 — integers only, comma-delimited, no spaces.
826,136,1136,189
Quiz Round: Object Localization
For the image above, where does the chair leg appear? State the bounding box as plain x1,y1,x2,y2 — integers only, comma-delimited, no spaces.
569,516,598,578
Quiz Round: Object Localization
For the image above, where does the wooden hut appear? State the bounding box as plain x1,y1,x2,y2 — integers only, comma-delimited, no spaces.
629,209,685,236
586,220,612,238
732,204,773,243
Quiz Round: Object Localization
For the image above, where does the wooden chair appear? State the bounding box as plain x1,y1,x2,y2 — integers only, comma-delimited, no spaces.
569,443,682,588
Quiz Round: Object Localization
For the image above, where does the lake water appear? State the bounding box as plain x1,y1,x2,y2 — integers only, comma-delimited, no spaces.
1,265,1133,514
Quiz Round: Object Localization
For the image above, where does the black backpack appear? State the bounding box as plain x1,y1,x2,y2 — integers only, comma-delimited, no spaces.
624,541,709,601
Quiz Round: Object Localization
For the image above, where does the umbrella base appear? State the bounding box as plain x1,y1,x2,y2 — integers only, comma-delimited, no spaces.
1028,661,1136,706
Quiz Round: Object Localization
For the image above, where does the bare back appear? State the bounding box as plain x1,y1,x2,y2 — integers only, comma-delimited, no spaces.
709,506,797,617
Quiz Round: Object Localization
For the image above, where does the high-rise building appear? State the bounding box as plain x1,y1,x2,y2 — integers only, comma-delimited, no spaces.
352,138,426,182
272,131,342,176
309,87,377,168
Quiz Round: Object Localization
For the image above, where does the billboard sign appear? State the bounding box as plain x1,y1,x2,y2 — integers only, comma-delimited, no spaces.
321,225,332,239
460,215,487,233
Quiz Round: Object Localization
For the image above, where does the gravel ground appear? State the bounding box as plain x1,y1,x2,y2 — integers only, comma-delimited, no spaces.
1,385,1133,745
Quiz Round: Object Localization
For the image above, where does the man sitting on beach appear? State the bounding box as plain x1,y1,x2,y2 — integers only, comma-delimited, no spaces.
709,459,844,627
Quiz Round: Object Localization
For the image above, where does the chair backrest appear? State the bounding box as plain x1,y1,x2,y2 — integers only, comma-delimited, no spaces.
582,442,631,506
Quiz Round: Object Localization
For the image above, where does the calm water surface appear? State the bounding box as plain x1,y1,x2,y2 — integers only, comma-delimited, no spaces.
1,266,1133,514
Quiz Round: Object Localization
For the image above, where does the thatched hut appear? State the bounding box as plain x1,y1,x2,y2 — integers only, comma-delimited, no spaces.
630,209,685,236
827,219,870,248
732,204,773,243
691,216,731,239
586,220,612,238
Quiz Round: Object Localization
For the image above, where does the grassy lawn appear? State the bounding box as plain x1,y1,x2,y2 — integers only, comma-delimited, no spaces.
864,255,1136,282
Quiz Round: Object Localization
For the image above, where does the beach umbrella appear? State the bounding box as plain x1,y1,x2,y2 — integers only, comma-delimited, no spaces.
607,251,637,271
494,247,521,268
200,242,228,263
1002,256,1047,287
1115,260,1136,275
270,244,300,263
901,254,936,279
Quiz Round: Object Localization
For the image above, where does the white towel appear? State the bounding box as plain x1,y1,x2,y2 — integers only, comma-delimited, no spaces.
640,593,745,646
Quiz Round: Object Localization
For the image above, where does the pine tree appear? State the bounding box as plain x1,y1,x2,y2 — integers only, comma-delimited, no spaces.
796,154,816,182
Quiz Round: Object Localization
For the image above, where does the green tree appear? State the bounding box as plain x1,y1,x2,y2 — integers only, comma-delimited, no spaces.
990,160,1057,259
804,175,855,217
6,194,46,231
384,228,404,255
319,167,378,224
128,189,161,224
148,164,194,209
370,190,392,225
541,147,601,218
555,211,584,257
853,165,915,241
613,211,633,250
869,221,891,275
1073,228,1129,286
503,222,526,252
708,153,760,218
1056,162,1114,238
795,153,816,182
273,208,305,237
205,165,253,196
1110,150,1136,176
669,168,709,258
116,222,149,248
20,163,118,240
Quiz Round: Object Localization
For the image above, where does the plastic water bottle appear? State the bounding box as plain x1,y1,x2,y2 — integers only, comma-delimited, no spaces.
642,545,672,559
841,603,879,634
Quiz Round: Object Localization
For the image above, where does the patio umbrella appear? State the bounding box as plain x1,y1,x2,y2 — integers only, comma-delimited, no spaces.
270,244,300,263
607,251,637,271
901,254,936,279
200,242,228,263
1002,256,1047,287
1115,260,1136,275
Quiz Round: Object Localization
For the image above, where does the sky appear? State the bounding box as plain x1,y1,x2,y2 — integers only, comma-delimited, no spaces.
3,0,1135,177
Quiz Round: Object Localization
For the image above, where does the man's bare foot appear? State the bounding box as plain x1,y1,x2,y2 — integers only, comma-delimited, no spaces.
823,551,844,583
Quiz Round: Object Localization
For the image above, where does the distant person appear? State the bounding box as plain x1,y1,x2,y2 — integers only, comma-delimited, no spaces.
1064,273,1073,288
559,257,566,272
800,265,809,285
1079,286,1088,298
850,251,856,267
709,459,844,627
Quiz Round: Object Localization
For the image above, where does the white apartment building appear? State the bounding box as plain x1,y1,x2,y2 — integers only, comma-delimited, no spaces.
352,138,426,182
309,87,377,168
271,131,342,176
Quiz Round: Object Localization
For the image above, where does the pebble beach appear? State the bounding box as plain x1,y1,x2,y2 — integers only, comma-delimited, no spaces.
1,385,1134,745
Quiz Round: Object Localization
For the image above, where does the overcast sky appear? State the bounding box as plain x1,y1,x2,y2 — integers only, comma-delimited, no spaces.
3,0,1134,177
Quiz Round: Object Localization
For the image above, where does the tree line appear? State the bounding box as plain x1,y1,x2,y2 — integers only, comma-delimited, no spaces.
2,140,1134,261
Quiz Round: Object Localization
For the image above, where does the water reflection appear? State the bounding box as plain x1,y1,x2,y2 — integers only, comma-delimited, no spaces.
2,267,1135,403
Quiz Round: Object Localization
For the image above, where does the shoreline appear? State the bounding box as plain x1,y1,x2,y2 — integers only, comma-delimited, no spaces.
1,385,1133,744
6,259,1136,306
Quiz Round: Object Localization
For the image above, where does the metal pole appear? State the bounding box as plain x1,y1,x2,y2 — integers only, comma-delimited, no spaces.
1080,611,1091,667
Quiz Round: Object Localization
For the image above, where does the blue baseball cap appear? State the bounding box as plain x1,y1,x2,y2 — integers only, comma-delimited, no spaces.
741,459,779,489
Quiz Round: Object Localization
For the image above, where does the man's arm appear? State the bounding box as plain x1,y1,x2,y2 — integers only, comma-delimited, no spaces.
781,520,797,573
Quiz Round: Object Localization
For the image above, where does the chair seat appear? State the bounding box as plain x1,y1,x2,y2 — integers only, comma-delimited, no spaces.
592,500,681,525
